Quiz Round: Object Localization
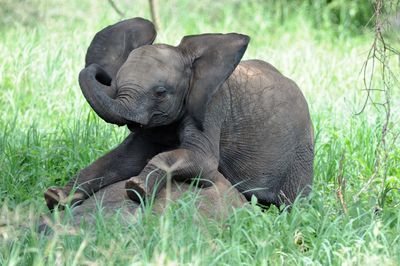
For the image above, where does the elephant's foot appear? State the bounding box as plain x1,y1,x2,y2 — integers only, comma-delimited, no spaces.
44,187,85,211
125,179,147,203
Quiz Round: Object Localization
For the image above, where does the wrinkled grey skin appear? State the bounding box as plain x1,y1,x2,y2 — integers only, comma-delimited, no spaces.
41,177,246,229
45,17,313,213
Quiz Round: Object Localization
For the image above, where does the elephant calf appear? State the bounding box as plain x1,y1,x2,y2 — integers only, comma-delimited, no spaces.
40,176,246,229
45,17,313,211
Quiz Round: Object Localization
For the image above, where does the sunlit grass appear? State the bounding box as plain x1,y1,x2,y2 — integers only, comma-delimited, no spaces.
0,0,399,265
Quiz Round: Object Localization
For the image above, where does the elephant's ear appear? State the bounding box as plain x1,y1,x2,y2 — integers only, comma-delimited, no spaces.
178,33,250,130
85,17,156,80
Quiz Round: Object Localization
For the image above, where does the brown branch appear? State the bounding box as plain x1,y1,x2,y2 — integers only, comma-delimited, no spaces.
107,0,125,17
149,0,161,30
354,0,400,207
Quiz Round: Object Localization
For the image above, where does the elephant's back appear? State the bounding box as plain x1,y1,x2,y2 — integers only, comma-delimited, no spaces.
239,59,282,74
218,59,313,205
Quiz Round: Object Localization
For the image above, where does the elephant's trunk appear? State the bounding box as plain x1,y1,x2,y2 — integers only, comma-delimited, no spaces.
78,64,129,126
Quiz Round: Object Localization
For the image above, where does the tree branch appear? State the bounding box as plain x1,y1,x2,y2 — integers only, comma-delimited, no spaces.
107,0,125,17
149,0,161,30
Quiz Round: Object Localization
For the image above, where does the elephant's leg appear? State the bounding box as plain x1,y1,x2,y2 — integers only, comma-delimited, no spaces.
39,173,247,232
44,132,164,210
279,141,314,206
77,172,245,224
124,119,222,203
125,148,220,203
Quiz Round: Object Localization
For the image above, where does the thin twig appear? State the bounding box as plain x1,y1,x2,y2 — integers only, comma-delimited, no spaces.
149,0,161,30
107,0,125,17
354,0,399,206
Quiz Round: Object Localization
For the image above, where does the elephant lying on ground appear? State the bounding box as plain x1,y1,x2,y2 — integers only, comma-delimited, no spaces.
45,17,314,212
41,176,246,228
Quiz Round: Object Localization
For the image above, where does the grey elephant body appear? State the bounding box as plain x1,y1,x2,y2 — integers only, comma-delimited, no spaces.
45,18,313,211
216,60,313,205
136,59,314,206
42,176,246,228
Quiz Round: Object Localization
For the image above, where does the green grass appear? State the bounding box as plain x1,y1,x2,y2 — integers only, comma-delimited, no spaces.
1,0,399,265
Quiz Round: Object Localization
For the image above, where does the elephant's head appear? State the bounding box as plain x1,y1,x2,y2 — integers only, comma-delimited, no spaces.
79,18,249,130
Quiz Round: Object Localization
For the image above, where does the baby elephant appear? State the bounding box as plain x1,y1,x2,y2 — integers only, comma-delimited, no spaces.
45,17,313,211
41,176,246,229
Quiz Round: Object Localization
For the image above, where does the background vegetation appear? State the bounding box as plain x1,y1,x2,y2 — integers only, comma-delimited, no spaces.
0,0,399,265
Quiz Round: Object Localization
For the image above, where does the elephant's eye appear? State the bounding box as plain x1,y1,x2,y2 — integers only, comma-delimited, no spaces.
154,86,167,98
